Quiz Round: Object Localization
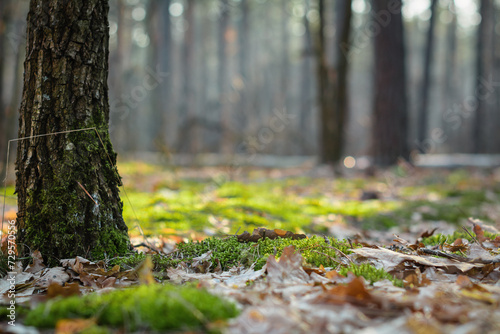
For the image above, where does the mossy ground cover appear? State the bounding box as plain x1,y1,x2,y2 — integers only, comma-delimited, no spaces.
117,164,500,236
108,235,402,286
3,164,500,331
24,284,238,332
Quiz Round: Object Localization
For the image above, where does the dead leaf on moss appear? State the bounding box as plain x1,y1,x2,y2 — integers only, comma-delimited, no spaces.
315,277,380,307
266,245,310,284
55,318,96,334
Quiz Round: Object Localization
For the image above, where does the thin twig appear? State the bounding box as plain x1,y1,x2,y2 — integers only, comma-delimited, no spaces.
76,181,98,206
323,245,354,264
461,225,488,251
419,248,467,262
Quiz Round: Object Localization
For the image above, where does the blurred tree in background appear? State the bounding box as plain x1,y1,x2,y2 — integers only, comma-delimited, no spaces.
371,0,408,166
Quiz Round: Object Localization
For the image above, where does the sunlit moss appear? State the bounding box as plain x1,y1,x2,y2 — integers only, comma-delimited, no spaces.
110,235,360,274
25,284,238,331
115,165,500,238
0,186,16,206
339,263,403,287
422,230,499,246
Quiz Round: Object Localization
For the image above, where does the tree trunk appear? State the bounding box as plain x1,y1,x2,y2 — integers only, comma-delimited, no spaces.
441,0,458,151
237,0,249,137
182,0,197,153
494,2,500,152
16,0,130,264
148,0,172,152
417,0,438,149
218,0,230,153
300,0,313,154
109,0,128,152
317,0,352,164
473,0,493,153
333,0,352,161
317,0,334,163
371,0,409,166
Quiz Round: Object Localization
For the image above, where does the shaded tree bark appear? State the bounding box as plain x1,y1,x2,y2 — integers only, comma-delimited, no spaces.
417,0,438,149
317,0,352,164
371,0,409,166
16,0,130,264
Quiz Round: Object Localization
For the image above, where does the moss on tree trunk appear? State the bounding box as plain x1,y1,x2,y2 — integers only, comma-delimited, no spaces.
16,0,131,265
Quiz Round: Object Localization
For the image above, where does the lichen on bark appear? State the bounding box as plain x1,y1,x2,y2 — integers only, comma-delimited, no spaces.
16,0,131,265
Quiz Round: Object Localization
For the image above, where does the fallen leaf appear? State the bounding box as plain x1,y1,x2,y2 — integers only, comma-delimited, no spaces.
47,282,81,299
136,256,156,285
472,223,488,243
25,250,45,274
419,228,439,239
315,277,380,307
266,246,310,284
55,318,96,334
35,267,70,288
404,268,431,287
352,247,484,274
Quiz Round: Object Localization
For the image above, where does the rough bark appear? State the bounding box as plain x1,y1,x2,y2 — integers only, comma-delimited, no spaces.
371,0,409,166
16,0,130,264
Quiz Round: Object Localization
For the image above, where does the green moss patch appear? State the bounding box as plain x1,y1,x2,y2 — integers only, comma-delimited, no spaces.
421,230,500,246
119,167,500,239
339,263,403,287
25,284,238,331
111,235,358,273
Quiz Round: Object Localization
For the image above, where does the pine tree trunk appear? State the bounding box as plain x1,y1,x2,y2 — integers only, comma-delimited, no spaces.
218,0,231,153
317,0,352,164
417,0,437,148
371,0,409,166
473,0,493,153
16,0,130,265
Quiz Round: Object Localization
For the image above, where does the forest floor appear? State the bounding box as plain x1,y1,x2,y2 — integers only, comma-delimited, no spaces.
1,162,500,333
